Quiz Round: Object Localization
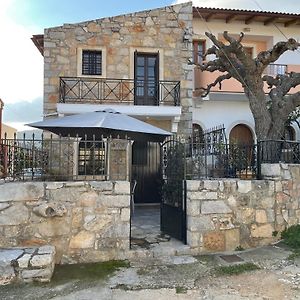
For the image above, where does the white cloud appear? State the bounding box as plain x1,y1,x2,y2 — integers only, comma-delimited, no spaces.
0,0,43,104
174,0,300,13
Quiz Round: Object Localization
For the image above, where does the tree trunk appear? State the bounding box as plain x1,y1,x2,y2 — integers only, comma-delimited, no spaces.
245,85,287,163
245,87,272,141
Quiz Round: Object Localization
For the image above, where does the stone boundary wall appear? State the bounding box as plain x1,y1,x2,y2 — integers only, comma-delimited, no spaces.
0,245,55,285
0,181,130,264
186,163,300,253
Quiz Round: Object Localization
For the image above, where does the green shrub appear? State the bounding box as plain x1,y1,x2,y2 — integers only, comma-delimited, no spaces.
281,225,300,249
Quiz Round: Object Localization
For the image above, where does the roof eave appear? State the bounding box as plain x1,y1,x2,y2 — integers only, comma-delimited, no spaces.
31,34,44,56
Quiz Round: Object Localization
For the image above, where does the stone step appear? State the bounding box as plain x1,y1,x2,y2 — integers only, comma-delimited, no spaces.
0,245,56,285
128,238,193,260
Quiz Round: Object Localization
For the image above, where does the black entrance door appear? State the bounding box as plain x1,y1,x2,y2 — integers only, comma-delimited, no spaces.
160,138,187,243
131,141,161,203
134,52,159,105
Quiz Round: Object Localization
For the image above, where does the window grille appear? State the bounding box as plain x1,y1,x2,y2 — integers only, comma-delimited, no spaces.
82,50,102,75
78,141,106,175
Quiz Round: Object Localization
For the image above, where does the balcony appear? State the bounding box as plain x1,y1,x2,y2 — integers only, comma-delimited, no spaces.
264,64,287,76
193,63,289,96
59,77,180,106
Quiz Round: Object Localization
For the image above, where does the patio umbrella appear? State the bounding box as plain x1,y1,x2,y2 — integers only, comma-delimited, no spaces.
27,109,172,142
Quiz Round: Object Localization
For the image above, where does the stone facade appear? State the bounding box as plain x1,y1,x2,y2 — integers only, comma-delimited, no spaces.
186,163,300,253
0,245,55,285
0,181,130,263
43,2,193,136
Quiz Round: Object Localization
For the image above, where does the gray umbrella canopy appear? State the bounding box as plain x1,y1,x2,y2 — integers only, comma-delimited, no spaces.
27,109,172,142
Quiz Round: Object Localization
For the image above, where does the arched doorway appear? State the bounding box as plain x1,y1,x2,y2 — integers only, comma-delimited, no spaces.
192,123,204,144
284,126,296,141
229,124,253,145
229,124,254,179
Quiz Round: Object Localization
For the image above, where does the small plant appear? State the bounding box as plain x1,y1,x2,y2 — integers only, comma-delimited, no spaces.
272,230,279,237
281,225,300,249
214,263,260,276
235,245,245,251
176,286,187,294
287,249,300,261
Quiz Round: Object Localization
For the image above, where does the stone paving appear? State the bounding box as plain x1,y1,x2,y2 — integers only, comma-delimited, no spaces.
1,244,300,299
130,205,171,249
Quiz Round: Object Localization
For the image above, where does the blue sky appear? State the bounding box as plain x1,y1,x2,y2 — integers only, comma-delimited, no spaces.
1,0,300,130
6,0,174,30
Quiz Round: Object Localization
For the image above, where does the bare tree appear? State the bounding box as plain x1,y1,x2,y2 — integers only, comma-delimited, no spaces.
198,31,300,141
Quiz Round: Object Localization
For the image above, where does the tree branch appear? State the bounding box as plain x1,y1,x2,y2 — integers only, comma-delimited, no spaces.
197,73,232,97
256,39,300,71
205,32,224,49
200,59,227,73
263,72,300,95
262,75,280,89
223,31,244,44
288,91,300,107
203,31,255,80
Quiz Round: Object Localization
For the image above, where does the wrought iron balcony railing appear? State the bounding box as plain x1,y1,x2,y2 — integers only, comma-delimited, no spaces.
59,77,180,106
264,64,287,76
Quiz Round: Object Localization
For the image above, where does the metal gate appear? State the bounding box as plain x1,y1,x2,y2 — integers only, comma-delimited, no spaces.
131,141,161,203
161,138,186,243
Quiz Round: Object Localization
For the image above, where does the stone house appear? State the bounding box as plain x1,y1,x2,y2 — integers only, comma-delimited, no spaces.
32,2,194,205
32,2,194,137
30,1,300,205
1,3,300,265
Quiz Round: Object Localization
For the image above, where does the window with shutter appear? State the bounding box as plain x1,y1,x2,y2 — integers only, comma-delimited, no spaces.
193,40,206,64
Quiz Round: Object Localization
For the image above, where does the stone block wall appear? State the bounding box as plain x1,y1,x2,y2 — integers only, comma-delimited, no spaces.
186,163,300,253
0,181,130,264
0,245,55,285
44,2,193,136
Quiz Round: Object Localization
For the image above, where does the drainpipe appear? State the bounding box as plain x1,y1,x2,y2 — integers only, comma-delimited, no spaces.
0,99,3,139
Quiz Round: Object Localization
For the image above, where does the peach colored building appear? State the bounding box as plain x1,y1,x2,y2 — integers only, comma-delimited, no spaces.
192,7,300,143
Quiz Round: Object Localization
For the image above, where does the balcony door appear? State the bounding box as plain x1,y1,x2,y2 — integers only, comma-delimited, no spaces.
134,52,159,105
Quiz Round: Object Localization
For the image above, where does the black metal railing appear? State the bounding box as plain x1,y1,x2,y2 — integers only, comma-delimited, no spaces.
0,134,130,182
264,64,287,76
258,140,300,164
2,133,300,183
59,77,180,106
162,136,257,180
186,141,257,180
